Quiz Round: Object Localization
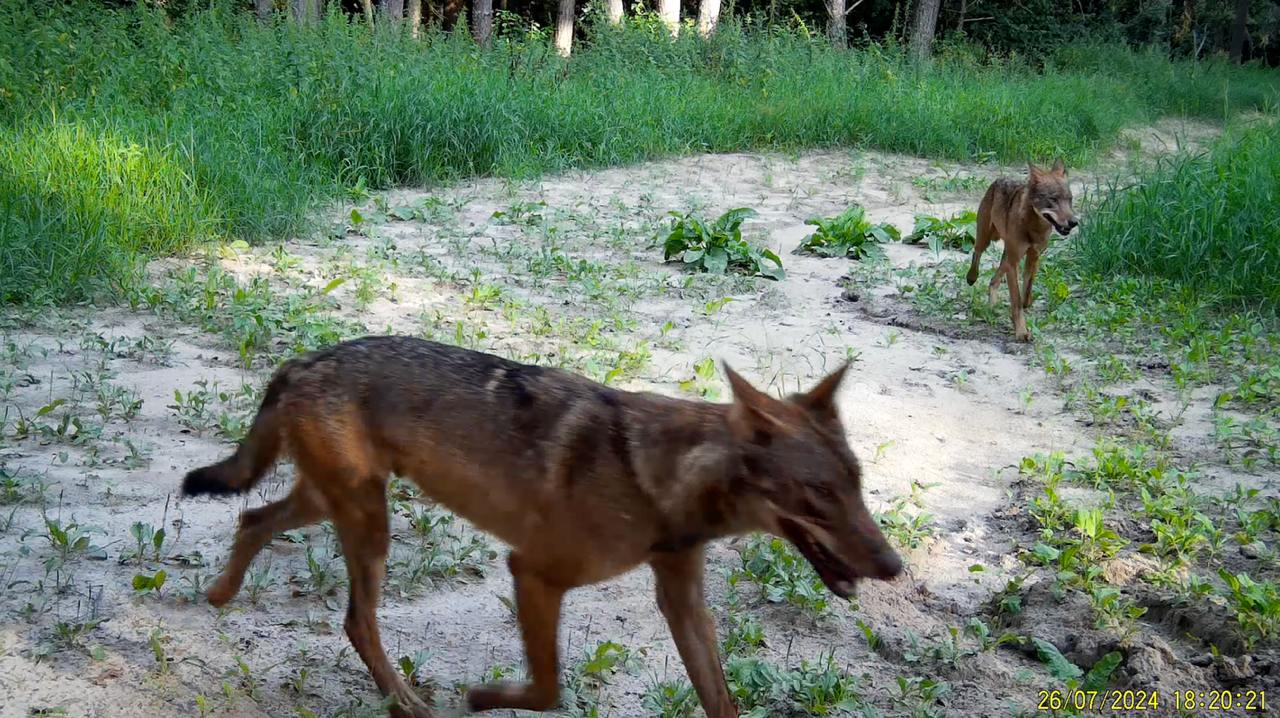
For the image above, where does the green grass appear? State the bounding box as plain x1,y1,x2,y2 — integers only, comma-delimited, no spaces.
2,2,1277,303
1070,121,1280,309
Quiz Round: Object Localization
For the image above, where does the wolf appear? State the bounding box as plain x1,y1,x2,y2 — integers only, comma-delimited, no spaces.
182,336,903,717
968,159,1079,341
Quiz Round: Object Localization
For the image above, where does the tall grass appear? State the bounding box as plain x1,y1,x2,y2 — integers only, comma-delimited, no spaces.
1,1,1277,303
1070,122,1280,309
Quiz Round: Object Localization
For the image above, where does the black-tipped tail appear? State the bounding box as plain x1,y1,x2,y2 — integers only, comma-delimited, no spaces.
180,364,292,499
181,462,245,497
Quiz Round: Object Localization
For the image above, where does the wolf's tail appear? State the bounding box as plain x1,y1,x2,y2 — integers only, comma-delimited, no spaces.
181,366,293,498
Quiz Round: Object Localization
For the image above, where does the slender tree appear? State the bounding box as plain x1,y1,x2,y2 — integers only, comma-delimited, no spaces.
826,0,846,48
1230,0,1250,62
910,0,942,59
554,0,574,56
473,0,493,44
360,0,375,25
659,0,680,36
254,0,274,21
290,0,321,23
697,0,720,36
408,0,422,36
606,0,623,24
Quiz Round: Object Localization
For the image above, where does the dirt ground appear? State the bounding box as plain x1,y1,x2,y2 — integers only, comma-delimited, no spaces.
2,120,1275,717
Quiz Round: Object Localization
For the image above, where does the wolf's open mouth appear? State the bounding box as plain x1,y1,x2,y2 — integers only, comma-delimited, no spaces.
1042,212,1069,236
779,517,858,599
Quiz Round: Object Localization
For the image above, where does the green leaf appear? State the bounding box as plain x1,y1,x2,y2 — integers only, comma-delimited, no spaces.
36,399,67,418
1031,542,1060,563
1033,637,1083,681
704,248,729,275
320,277,346,295
1082,652,1123,691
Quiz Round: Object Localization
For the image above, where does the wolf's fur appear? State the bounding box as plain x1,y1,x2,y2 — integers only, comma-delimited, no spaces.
182,336,902,717
968,159,1079,341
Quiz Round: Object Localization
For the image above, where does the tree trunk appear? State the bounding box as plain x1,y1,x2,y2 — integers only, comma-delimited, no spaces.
826,0,846,48
254,0,273,20
408,0,422,37
910,0,941,59
383,0,405,24
606,0,623,24
697,0,720,36
290,0,318,23
658,0,680,36
472,0,493,44
360,0,375,24
553,0,574,56
1229,0,1250,63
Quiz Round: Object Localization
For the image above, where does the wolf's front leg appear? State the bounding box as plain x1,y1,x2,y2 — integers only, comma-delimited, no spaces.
467,552,566,712
652,550,739,718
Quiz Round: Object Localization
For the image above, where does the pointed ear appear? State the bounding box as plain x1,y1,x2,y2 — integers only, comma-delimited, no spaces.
1051,157,1066,177
724,363,787,438
794,362,849,421
1027,161,1044,181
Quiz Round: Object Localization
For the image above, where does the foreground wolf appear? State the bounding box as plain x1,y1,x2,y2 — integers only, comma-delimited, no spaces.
182,336,903,718
968,159,1079,341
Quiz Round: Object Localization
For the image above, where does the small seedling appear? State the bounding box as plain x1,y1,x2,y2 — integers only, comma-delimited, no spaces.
132,570,167,598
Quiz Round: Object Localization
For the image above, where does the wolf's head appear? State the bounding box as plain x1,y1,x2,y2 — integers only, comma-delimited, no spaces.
1028,159,1079,237
723,364,902,597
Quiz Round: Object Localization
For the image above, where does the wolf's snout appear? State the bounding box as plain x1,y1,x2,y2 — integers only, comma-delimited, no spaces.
872,548,904,580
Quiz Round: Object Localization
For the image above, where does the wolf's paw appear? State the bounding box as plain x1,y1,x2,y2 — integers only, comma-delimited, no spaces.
387,689,438,718
206,580,237,608
467,681,559,712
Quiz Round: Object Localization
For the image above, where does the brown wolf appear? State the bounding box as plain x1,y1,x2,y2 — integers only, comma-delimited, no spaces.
181,336,903,718
967,159,1079,341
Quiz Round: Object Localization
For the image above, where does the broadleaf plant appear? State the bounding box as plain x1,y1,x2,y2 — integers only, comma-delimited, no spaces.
904,210,979,251
661,208,785,280
798,206,900,260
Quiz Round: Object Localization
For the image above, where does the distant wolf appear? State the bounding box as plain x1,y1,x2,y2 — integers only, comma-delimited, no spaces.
967,159,1079,341
181,336,903,718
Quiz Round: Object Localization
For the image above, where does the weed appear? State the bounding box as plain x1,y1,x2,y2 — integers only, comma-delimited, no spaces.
904,210,978,252
661,208,784,280
1216,569,1280,649
733,534,830,614
889,676,951,718
875,492,937,550
123,521,168,565
798,205,899,260
678,357,722,401
641,677,698,718
132,570,167,598
725,653,862,717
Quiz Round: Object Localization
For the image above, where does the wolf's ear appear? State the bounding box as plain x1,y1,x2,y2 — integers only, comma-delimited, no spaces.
1051,157,1066,177
793,362,849,422
724,363,787,439
1027,161,1045,180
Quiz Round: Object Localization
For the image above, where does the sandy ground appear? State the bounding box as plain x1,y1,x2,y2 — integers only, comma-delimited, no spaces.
2,120,1275,718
